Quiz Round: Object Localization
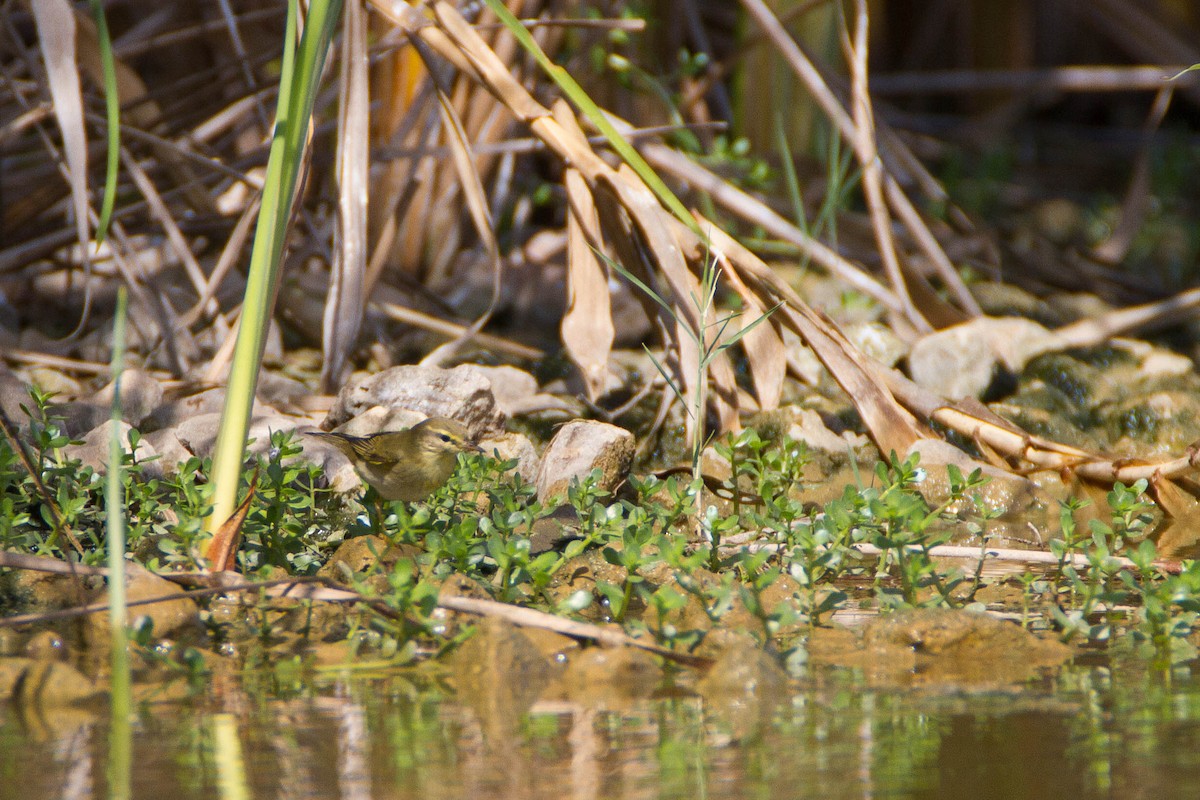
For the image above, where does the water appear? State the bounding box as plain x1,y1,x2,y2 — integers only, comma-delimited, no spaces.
3,658,1200,800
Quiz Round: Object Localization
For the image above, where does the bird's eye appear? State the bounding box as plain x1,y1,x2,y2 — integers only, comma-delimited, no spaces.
439,433,452,443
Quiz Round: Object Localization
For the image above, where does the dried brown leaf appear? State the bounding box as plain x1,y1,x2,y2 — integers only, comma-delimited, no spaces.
697,221,928,454
720,255,786,411
31,0,89,258
322,0,370,391
204,470,258,572
562,167,614,401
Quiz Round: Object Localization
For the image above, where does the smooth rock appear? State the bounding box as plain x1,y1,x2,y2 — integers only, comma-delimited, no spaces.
787,407,870,453
844,321,909,369
94,368,164,428
86,566,198,644
143,388,273,432
0,657,35,700
0,364,30,427
0,570,94,615
462,365,579,418
697,642,788,698
26,367,82,398
808,608,1072,687
256,372,311,406
479,430,540,484
10,660,104,706
316,535,403,580
171,412,299,460
696,641,789,734
535,420,634,502
24,631,68,662
971,281,1055,322
142,428,197,473
908,317,1055,400
331,406,426,437
462,365,536,413
450,619,554,735
563,646,659,704
1045,291,1113,324
863,607,1072,685
326,365,505,438
906,439,1038,516
52,401,110,437
62,420,158,475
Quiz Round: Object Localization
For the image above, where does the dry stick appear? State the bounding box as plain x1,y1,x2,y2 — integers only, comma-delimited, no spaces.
83,113,260,186
3,349,173,380
0,577,323,628
0,550,110,575
362,81,440,298
393,2,1195,492
425,2,1160,487
1052,286,1200,351
869,65,1199,95
202,304,242,384
0,564,714,668
0,228,79,275
1078,0,1200,107
878,365,1200,485
739,0,919,315
178,195,260,329
121,146,230,339
375,122,729,161
0,103,54,145
373,300,542,360
386,0,927,457
690,219,928,455
823,55,981,294
687,153,1200,489
0,62,182,369
191,86,278,146
736,0,979,318
436,595,714,668
103,220,194,375
736,540,1184,576
213,0,272,130
111,8,286,65
845,0,927,332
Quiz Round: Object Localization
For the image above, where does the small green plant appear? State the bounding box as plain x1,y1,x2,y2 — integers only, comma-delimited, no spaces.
1050,480,1156,644
601,250,777,483
734,547,797,644
239,429,344,574
846,454,964,608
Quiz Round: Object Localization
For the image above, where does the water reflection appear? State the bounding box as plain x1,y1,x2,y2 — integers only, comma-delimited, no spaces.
4,661,1200,799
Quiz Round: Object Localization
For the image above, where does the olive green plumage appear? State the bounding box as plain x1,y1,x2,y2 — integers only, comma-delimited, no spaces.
308,417,481,501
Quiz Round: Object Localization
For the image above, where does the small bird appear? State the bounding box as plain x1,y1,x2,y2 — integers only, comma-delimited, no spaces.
308,417,482,501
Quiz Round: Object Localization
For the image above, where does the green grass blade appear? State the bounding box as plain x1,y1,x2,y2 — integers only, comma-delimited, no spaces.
106,286,131,800
88,0,119,243
206,0,341,537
